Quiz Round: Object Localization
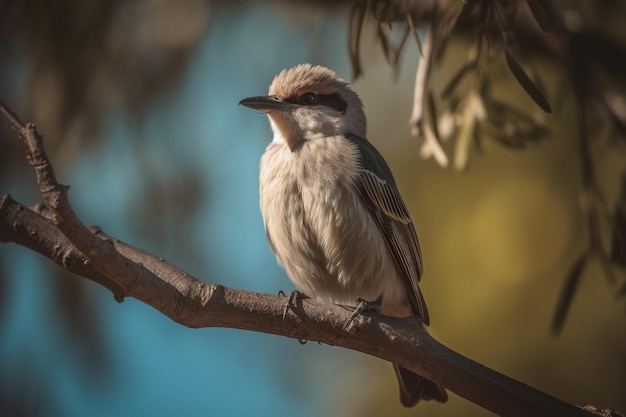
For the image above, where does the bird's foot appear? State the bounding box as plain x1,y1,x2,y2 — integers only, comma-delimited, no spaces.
278,290,308,321
342,296,382,332
278,290,310,343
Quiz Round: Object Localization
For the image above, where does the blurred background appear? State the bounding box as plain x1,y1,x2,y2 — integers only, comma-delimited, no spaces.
1,1,625,416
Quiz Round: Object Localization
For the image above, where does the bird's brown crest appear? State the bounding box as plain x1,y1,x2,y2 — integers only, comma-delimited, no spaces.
269,64,349,99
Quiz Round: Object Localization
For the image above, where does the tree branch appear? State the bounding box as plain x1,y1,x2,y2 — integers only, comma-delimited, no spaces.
0,99,610,417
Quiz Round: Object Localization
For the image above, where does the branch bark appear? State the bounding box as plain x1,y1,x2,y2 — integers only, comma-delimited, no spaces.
0,99,609,417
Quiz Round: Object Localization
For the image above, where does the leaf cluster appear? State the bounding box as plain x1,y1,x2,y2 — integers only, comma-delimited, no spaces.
347,0,626,330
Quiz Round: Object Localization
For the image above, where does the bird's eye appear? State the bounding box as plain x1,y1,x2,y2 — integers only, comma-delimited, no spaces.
300,93,317,105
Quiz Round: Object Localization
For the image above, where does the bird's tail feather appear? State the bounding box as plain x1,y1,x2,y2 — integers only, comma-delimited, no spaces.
393,363,448,407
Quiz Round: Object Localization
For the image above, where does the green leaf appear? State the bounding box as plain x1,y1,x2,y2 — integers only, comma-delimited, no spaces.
505,51,552,113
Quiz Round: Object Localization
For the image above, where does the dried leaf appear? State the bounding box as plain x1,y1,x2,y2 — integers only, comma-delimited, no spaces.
373,0,394,26
479,0,492,26
497,1,519,30
422,124,449,167
447,0,475,35
484,97,549,146
349,2,368,80
611,171,626,268
472,113,483,153
505,51,552,113
552,253,588,334
604,92,626,138
390,25,411,67
610,210,626,268
486,98,541,125
492,133,525,148
454,93,481,170
427,90,440,140
526,0,552,32
454,126,472,170
377,23,392,63
433,32,450,65
406,11,423,55
448,94,461,114
441,60,477,99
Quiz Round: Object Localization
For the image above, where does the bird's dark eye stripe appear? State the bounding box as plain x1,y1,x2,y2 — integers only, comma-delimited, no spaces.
318,93,348,114
284,93,347,114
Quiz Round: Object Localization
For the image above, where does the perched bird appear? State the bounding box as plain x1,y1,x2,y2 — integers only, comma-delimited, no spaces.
240,64,447,407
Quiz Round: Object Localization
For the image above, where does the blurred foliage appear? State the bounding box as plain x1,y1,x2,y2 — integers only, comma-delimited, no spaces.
0,1,211,412
0,0,210,160
348,0,626,333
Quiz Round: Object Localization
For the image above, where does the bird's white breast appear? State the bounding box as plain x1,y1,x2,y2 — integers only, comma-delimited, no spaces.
259,136,411,316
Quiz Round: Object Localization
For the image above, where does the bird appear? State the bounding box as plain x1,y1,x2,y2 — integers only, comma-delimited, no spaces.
240,64,448,407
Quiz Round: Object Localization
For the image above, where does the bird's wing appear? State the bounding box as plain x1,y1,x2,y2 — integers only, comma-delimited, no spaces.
345,133,429,324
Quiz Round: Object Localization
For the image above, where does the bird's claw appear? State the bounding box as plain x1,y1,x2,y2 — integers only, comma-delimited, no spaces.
342,296,382,332
278,290,310,343
278,290,308,321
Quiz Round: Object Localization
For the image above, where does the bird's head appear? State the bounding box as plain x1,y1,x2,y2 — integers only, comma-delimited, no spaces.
240,64,367,150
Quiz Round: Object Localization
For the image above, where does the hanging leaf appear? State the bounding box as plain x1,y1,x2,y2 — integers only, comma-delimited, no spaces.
526,0,552,33
610,171,626,268
348,2,368,80
375,0,394,26
433,31,450,65
447,0,476,35
604,92,626,142
472,113,483,153
485,98,549,147
376,23,392,63
448,93,462,114
427,90,441,141
479,0,492,27
422,124,449,167
406,11,423,55
389,25,411,67
610,211,626,268
552,252,588,334
505,51,552,113
441,60,477,99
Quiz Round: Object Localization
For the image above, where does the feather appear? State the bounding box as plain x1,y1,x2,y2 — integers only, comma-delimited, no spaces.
346,133,429,324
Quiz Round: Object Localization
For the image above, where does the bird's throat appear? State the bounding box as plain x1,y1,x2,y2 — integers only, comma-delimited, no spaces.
269,116,304,151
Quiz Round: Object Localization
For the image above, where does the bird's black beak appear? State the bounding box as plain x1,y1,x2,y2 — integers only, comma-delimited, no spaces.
239,95,290,113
